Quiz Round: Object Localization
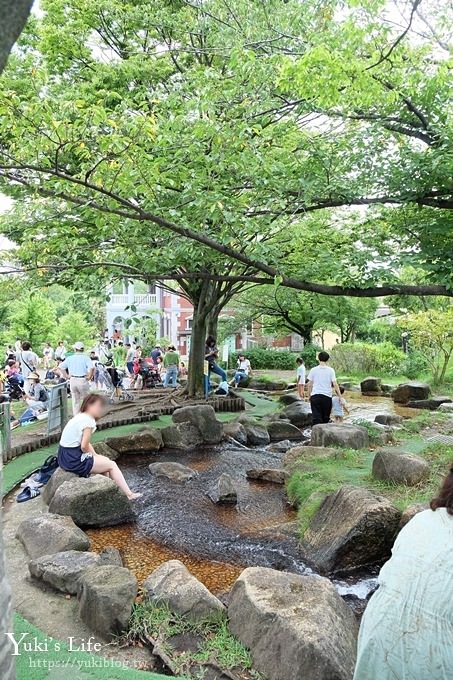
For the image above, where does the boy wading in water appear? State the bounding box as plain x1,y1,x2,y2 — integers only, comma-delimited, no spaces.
332,386,349,423
306,351,342,425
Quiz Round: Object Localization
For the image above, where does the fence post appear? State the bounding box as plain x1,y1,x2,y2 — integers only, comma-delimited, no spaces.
0,402,11,465
59,383,68,430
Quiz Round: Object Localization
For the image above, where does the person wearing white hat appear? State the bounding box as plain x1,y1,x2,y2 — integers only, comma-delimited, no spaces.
58,342,94,415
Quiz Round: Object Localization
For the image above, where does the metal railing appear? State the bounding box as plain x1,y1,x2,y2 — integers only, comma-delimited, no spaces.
110,293,157,306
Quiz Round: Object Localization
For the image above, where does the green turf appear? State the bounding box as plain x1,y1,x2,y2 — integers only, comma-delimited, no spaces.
13,614,168,680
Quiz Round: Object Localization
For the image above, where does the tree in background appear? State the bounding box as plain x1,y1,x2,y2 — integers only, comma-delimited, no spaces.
400,307,453,384
8,291,57,348
57,310,96,348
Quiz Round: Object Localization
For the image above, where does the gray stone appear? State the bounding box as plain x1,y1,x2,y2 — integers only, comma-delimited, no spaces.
207,473,238,504
406,396,452,410
367,421,394,445
148,462,197,483
374,414,403,426
246,468,289,484
223,421,248,446
439,402,453,412
266,420,303,441
242,421,270,446
78,565,137,638
99,546,123,566
228,567,358,680
144,560,225,622
248,379,287,391
161,423,203,450
399,503,429,529
278,393,301,406
281,402,313,428
372,448,430,486
392,381,431,404
92,441,120,460
16,513,90,559
42,468,78,506
48,475,134,527
311,423,369,450
172,404,223,444
29,550,101,594
107,427,163,453
283,446,340,471
360,377,382,394
267,439,294,453
303,486,401,573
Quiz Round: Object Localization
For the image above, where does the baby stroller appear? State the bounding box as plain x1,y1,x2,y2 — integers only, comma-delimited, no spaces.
5,376,24,401
105,365,135,402
140,361,163,389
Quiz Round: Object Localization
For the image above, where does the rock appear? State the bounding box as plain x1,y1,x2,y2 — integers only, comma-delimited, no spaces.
372,448,430,486
392,381,431,404
311,423,369,450
242,422,270,446
16,514,90,559
144,560,225,622
439,402,453,412
92,441,120,460
41,468,78,506
223,421,248,446
78,565,137,638
266,421,303,441
399,503,429,529
279,393,300,406
303,486,401,573
161,423,203,450
381,383,393,394
283,446,340,472
228,567,358,680
281,402,313,428
29,551,101,594
406,396,452,410
248,379,287,391
367,421,394,445
360,377,382,394
267,439,294,453
374,414,403,426
148,462,197,483
246,468,289,484
48,475,134,527
99,546,123,566
172,405,223,444
107,427,163,453
207,473,238,504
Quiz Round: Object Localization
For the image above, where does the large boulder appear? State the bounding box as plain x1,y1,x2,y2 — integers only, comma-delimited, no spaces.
161,423,203,450
228,567,358,680
42,468,78,506
439,402,453,413
78,565,137,638
267,439,294,453
29,551,101,594
48,475,134,527
392,381,431,404
172,405,223,444
374,414,403,426
303,486,401,573
107,427,163,453
406,396,452,410
207,473,238,504
279,393,301,406
266,421,303,441
372,448,430,486
223,421,248,446
246,469,289,484
148,462,197,483
360,377,382,394
92,441,120,460
144,560,225,622
16,514,90,559
248,379,287,391
311,423,369,450
281,402,313,428
241,421,270,446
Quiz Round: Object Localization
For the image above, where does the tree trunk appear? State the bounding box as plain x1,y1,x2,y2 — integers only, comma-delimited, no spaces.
206,308,220,341
187,310,208,398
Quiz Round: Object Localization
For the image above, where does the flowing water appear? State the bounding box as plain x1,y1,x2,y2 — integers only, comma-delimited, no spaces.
87,394,418,603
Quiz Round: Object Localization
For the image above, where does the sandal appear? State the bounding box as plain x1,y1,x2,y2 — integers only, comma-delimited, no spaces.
16,486,41,503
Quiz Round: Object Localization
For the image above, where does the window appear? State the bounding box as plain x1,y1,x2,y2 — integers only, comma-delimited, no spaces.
186,317,193,330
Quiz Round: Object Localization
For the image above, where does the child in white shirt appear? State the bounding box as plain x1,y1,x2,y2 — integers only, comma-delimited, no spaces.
331,386,349,423
296,357,306,400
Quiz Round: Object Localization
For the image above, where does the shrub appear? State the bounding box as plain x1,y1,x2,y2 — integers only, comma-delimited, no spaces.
329,341,405,375
401,350,429,380
230,344,321,370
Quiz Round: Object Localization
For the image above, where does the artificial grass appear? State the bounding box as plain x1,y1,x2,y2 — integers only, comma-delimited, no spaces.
13,614,168,680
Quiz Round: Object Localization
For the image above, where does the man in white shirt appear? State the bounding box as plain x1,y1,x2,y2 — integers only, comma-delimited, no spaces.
58,342,94,415
307,351,342,426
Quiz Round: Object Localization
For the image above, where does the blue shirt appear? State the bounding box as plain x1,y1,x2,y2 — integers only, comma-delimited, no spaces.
60,353,92,377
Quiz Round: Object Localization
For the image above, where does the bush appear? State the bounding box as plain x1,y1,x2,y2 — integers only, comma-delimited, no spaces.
401,350,429,379
230,344,321,370
329,342,405,375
